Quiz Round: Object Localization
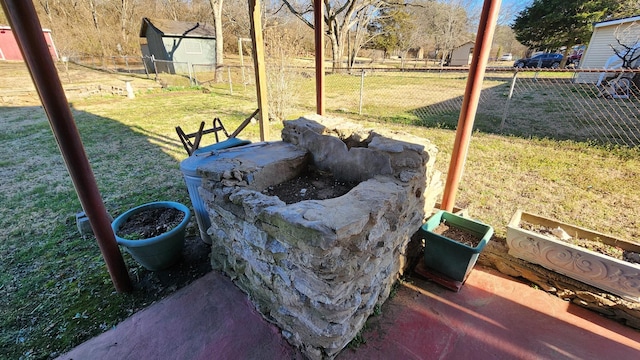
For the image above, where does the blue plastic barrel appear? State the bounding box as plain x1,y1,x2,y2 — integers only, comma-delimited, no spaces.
179,138,251,244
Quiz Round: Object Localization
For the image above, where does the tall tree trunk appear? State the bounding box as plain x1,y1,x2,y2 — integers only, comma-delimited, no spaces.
280,0,382,74
330,31,341,71
209,0,224,82
39,0,53,24
120,0,129,50
88,0,106,59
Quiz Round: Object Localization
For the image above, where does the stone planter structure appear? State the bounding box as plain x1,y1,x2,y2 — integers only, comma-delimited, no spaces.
506,209,640,302
196,115,442,359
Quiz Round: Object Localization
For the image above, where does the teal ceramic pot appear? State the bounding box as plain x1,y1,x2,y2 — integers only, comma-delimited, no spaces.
112,201,191,271
420,210,493,282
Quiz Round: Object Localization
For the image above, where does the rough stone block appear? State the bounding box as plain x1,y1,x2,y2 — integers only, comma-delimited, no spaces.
200,115,443,358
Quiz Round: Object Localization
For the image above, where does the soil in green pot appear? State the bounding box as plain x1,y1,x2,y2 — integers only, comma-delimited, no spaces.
433,221,482,248
117,207,185,240
520,221,640,265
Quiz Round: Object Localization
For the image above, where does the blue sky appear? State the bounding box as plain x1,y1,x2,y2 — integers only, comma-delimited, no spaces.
466,0,532,25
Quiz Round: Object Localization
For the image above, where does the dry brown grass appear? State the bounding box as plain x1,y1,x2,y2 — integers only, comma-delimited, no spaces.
1,60,639,359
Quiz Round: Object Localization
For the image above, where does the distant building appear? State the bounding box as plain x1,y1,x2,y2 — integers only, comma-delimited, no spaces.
576,15,640,83
448,41,474,66
139,18,216,74
0,25,58,61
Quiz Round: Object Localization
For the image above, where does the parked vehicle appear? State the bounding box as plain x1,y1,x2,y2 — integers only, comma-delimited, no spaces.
513,53,564,68
567,51,583,66
498,53,513,61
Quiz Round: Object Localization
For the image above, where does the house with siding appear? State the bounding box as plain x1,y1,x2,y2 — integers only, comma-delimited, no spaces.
576,15,640,83
448,41,474,66
0,25,58,61
139,18,216,74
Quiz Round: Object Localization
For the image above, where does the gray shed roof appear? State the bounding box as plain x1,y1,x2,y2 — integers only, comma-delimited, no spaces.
140,18,216,39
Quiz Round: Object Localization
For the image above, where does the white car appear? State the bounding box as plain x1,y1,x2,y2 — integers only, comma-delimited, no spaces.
498,53,513,61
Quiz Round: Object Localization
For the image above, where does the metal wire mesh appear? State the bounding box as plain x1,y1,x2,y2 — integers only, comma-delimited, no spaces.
70,55,640,147
498,69,640,146
307,67,640,147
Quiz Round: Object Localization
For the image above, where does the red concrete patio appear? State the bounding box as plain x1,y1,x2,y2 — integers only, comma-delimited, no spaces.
57,264,640,360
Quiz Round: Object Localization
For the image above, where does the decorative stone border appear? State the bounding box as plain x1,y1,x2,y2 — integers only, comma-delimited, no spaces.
506,209,640,302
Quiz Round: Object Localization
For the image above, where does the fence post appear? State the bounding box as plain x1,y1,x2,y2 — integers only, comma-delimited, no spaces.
151,55,158,80
142,56,149,78
500,71,518,130
124,56,129,73
187,62,193,86
359,69,365,115
239,38,246,84
192,64,199,86
228,66,233,95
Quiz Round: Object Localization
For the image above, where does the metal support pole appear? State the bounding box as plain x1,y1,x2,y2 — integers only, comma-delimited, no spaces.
314,0,325,115
0,0,132,292
500,71,518,130
440,0,502,212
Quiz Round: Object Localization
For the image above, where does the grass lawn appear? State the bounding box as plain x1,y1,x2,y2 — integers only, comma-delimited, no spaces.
1,62,639,359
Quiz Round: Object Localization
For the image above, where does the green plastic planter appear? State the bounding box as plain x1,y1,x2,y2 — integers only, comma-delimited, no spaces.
112,201,191,271
419,210,494,282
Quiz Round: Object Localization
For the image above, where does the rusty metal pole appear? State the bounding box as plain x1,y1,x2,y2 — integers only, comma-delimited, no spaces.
440,0,501,212
1,0,132,292
314,0,325,115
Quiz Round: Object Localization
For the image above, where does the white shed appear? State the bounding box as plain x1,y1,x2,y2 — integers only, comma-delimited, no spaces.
576,15,640,83
448,41,474,66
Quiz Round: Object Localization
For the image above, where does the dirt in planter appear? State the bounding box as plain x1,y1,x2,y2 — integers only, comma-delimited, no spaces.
263,167,359,205
112,206,212,303
117,207,185,239
520,221,640,265
433,221,482,248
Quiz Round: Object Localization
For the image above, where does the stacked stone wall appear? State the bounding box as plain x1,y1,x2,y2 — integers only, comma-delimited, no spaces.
198,115,442,358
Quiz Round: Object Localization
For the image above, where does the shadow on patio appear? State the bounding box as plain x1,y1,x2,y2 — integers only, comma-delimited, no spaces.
57,265,640,360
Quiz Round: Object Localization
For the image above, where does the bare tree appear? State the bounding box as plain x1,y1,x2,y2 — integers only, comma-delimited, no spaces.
492,24,527,58
281,0,386,72
22,0,238,61
222,0,251,52
107,0,140,54
416,0,470,64
496,0,529,26
86,0,107,58
159,0,183,21
346,2,384,69
611,22,640,68
408,0,471,64
264,25,305,121
208,0,225,82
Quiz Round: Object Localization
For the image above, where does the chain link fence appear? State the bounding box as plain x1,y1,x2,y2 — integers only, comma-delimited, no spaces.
305,67,640,147
69,55,148,74
70,54,640,147
497,69,640,147
70,55,256,89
